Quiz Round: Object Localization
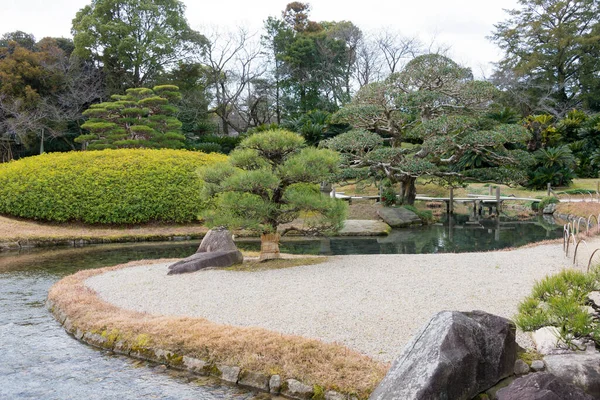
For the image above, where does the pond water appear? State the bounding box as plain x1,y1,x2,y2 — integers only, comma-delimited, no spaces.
238,215,563,255
0,214,561,399
0,244,258,400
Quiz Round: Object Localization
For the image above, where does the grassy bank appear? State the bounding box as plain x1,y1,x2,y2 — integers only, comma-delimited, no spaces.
48,260,388,398
0,215,208,245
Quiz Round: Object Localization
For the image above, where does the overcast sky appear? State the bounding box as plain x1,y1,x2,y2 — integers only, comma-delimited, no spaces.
3,0,520,77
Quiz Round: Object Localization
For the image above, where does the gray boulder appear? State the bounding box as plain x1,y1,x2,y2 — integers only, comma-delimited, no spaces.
369,310,517,400
168,228,243,275
544,349,600,397
377,207,422,228
497,372,595,400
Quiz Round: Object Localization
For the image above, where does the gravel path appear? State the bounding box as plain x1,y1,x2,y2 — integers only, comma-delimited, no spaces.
85,239,599,362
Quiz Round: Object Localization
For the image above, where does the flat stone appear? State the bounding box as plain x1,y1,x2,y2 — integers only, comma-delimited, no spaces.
532,326,562,355
497,372,595,400
269,375,281,394
83,332,109,348
485,376,515,400
168,228,243,274
0,241,20,250
325,391,346,400
369,310,517,400
514,359,530,375
282,379,314,399
238,371,269,392
542,204,557,214
377,207,422,228
530,360,545,372
337,220,391,236
532,326,590,355
218,365,240,383
182,356,208,373
544,350,600,397
167,250,243,274
588,291,600,308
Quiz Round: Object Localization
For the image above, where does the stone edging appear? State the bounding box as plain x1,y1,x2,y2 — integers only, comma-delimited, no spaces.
45,261,383,399
0,234,203,252
47,298,350,399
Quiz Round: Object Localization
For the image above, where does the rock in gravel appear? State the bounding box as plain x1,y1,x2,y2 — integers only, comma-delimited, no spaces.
377,207,422,228
168,228,242,274
514,359,530,375
369,310,517,400
497,372,595,400
588,291,600,308
530,360,545,372
544,349,600,397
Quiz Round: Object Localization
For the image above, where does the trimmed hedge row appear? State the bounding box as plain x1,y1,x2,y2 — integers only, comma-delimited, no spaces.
0,149,226,224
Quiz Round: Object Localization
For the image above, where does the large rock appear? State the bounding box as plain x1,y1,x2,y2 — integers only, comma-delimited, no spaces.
369,310,517,400
337,220,391,236
377,207,422,228
168,228,243,274
544,349,600,397
497,372,595,400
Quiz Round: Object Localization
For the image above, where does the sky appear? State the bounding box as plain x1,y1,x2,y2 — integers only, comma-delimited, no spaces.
3,0,520,77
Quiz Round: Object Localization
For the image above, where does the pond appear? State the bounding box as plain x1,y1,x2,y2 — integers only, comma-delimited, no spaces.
0,214,561,398
237,215,563,255
0,244,259,400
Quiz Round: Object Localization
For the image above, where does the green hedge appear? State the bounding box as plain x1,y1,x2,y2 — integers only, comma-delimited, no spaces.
0,149,226,224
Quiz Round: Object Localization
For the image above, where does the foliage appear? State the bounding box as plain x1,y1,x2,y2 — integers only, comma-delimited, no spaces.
536,196,559,212
76,85,186,150
328,54,531,204
185,135,242,154
72,0,207,91
491,0,600,115
515,269,600,348
526,145,577,189
403,205,433,223
264,4,362,116
0,149,224,223
0,35,102,155
199,129,346,240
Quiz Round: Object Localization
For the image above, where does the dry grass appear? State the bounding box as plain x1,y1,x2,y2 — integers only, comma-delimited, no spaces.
0,215,208,242
48,260,388,398
557,202,600,220
347,200,383,220
228,257,327,272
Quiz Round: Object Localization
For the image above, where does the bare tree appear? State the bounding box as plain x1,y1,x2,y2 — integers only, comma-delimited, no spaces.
355,33,383,88
375,28,421,75
202,27,266,135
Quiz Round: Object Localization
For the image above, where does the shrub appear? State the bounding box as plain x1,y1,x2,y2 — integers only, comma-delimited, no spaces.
536,196,559,212
515,269,600,348
0,149,225,224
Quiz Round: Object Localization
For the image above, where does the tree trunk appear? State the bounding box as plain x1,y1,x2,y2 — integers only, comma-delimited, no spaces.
259,233,280,261
399,176,417,205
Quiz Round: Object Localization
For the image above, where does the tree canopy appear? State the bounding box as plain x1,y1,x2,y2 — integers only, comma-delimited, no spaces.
199,129,346,259
75,85,186,150
491,0,600,115
327,54,532,204
72,0,207,92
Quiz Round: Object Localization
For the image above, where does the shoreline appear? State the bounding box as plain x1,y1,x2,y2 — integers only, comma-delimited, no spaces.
47,259,387,399
46,234,600,398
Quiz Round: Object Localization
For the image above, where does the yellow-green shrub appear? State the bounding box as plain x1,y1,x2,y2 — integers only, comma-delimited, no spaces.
0,149,225,224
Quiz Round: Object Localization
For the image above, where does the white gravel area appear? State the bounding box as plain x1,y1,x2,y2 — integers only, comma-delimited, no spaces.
85,240,597,362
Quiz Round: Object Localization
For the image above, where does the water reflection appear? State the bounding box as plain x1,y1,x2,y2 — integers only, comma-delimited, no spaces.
237,215,563,255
